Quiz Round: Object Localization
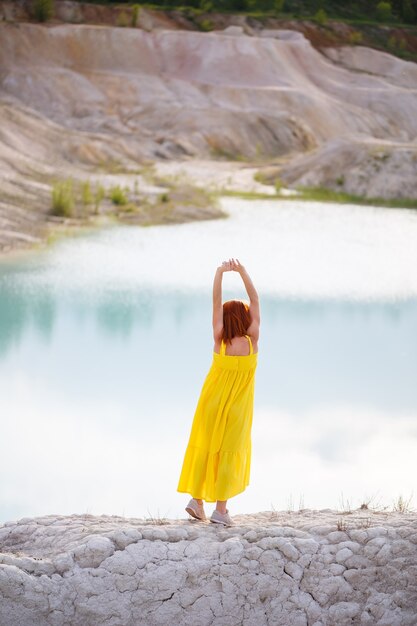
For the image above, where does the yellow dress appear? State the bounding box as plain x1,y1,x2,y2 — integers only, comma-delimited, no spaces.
177,334,258,502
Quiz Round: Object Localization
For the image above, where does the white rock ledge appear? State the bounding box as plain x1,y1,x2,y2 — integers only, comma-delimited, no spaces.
0,509,416,626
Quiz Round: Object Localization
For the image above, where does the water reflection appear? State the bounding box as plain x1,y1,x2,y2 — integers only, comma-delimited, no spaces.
1,285,416,414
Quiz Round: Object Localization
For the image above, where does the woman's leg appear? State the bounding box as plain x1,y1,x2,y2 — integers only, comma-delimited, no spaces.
216,499,227,514
195,498,203,505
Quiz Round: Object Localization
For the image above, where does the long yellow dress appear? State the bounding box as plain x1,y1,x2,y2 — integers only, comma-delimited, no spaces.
177,334,258,502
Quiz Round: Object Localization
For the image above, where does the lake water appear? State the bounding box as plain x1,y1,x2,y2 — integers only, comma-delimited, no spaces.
1,198,416,522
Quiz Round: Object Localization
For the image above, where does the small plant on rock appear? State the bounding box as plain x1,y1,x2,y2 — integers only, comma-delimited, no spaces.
145,509,169,525
393,494,414,513
337,518,348,532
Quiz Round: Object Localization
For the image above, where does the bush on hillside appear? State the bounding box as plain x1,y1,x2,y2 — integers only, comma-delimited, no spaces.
314,8,328,24
116,10,130,26
109,185,129,205
348,30,363,44
94,184,106,214
132,4,140,26
81,181,94,208
51,180,74,217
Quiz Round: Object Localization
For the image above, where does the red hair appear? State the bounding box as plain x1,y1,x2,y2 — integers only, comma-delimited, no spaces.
222,300,251,344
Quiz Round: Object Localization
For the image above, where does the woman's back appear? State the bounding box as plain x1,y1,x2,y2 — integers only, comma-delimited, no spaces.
214,334,258,356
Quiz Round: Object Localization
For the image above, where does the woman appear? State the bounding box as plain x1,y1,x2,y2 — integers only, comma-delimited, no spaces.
177,258,260,526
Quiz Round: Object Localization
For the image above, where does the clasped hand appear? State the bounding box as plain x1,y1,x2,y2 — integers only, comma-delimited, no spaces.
219,258,244,273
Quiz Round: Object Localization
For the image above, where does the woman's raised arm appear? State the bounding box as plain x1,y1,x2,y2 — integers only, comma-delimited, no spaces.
212,260,232,341
232,259,260,341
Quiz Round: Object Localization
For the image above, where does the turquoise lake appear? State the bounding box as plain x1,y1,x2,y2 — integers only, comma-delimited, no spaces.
1,198,416,522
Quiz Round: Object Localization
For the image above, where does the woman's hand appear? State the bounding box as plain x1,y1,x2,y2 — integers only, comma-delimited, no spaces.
218,258,246,273
231,258,245,274
218,259,234,273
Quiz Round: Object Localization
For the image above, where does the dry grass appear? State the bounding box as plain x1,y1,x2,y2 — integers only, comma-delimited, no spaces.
145,509,169,525
392,494,415,513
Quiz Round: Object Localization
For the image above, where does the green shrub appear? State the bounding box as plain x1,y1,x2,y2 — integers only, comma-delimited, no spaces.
109,185,128,205
376,1,392,21
51,180,74,217
159,193,170,203
398,36,407,51
200,18,214,31
94,184,105,214
388,34,407,51
313,8,328,24
116,11,130,27
132,4,140,26
274,177,283,192
348,30,363,44
33,0,54,22
81,181,94,207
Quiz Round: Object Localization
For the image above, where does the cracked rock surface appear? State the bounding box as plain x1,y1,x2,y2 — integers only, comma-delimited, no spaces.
1,509,416,625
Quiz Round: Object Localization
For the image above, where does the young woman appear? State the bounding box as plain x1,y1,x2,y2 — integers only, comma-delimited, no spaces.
177,258,260,526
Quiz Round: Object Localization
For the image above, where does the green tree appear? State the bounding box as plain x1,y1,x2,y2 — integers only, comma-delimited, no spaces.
199,0,214,10
376,1,393,21
229,0,247,9
309,0,325,12
402,0,415,22
33,0,54,22
273,0,285,12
